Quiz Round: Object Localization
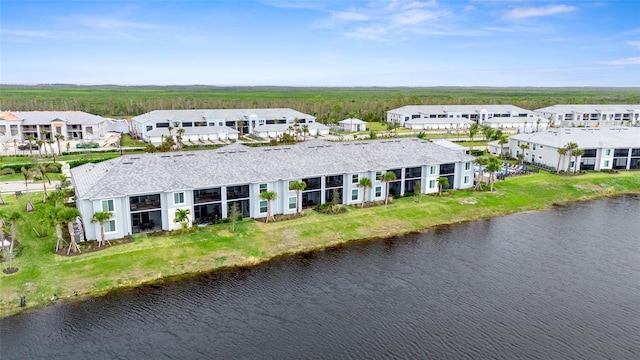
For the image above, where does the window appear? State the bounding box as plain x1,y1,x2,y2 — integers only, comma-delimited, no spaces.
540,145,544,149
259,183,267,193
288,197,297,210
464,176,470,184
429,180,436,188
86,126,93,135
352,174,359,184
465,162,471,170
259,200,268,213
375,186,382,197
532,144,536,150
429,166,436,175
0,125,5,136
375,171,383,181
146,125,153,132
104,220,116,233
604,160,609,167
351,189,358,201
174,192,185,205
605,149,611,156
102,199,114,212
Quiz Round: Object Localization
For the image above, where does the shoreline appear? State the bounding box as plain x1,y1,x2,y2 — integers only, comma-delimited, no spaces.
2,172,639,317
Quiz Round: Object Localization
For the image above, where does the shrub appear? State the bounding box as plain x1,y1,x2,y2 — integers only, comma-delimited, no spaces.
46,164,61,173
0,168,15,175
314,202,347,214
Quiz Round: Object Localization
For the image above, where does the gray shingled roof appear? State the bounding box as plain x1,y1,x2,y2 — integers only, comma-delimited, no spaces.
389,105,537,115
254,123,330,132
11,111,110,125
510,127,640,149
71,138,475,200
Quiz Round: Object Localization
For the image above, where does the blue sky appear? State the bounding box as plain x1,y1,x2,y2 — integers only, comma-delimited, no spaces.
1,0,639,86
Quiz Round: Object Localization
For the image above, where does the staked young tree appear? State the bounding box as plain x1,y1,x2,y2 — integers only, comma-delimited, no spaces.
259,191,278,223
381,171,397,205
564,142,579,173
91,211,114,247
357,177,372,208
3,211,23,273
572,148,585,175
437,177,450,196
467,123,479,154
485,157,502,192
289,180,307,216
556,147,568,173
21,167,36,212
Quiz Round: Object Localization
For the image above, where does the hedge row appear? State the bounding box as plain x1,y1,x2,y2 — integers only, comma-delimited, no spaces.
0,162,62,173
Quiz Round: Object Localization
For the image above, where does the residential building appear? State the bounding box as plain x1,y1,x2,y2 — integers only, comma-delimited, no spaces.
387,105,548,133
535,104,640,128
0,111,114,143
144,126,239,146
338,118,367,132
131,108,316,141
509,127,640,172
71,138,476,241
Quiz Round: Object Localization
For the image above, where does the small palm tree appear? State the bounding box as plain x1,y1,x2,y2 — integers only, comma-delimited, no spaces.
556,147,568,173
498,135,508,157
91,211,113,247
21,167,35,212
467,123,479,154
381,171,397,205
0,209,6,252
4,211,23,273
174,208,190,229
485,157,502,192
35,140,44,158
357,177,372,208
564,142,579,173
47,190,67,207
518,144,530,166
572,148,585,175
55,134,64,156
26,135,35,155
474,156,488,191
58,207,82,254
176,128,185,150
259,191,278,223
437,177,450,196
289,180,306,216
37,163,52,203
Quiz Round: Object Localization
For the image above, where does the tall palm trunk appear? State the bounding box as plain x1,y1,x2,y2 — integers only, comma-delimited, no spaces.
66,221,81,254
55,223,66,252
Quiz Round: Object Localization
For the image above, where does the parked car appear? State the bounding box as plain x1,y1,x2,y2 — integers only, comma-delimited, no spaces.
76,142,99,149
17,143,39,151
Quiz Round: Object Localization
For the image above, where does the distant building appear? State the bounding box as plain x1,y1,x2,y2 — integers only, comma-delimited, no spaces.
131,108,316,141
535,104,640,128
338,118,367,132
509,127,640,172
387,105,548,133
0,111,115,143
71,138,475,241
253,123,330,139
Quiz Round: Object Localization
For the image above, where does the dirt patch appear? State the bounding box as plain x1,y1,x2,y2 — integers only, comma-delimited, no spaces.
54,236,135,256
458,198,478,205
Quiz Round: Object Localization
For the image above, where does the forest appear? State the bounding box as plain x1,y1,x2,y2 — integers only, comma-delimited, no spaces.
1,85,638,124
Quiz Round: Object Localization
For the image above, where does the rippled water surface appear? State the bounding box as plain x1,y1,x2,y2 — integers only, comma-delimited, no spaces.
2,196,639,359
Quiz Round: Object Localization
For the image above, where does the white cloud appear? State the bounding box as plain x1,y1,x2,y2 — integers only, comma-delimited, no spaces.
627,41,640,49
599,57,640,65
503,5,577,20
331,11,371,22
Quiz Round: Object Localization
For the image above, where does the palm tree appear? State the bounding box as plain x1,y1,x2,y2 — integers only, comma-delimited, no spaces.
0,209,6,252
173,208,190,230
357,177,372,208
564,142,579,173
474,156,488,191
302,124,309,141
556,147,568,173
498,135,508,157
3,211,23,273
518,144,530,166
57,207,82,254
467,123,479,154
482,125,495,152
47,140,55,160
55,134,64,156
381,171,397,205
26,135,35,155
91,211,113,247
259,191,278,223
176,128,185,150
485,157,502,192
37,163,52,203
289,180,306,216
572,148,585,175
437,177,450,196
47,190,67,208
35,139,44,158
21,167,35,212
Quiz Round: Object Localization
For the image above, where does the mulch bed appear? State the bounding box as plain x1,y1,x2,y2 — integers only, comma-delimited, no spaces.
53,236,135,256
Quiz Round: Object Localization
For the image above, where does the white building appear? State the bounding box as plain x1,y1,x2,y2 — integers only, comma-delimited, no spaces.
0,111,114,144
338,118,367,132
253,123,330,139
132,108,316,141
509,127,640,172
144,126,239,146
387,105,548,133
535,104,640,128
71,138,476,241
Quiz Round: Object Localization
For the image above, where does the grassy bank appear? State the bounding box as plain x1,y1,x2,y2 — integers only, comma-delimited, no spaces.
1,171,639,316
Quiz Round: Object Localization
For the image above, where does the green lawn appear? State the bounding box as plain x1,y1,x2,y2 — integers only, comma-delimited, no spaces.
1,171,639,316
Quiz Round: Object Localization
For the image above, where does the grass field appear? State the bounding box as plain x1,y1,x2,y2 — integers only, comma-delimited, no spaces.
1,170,639,316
